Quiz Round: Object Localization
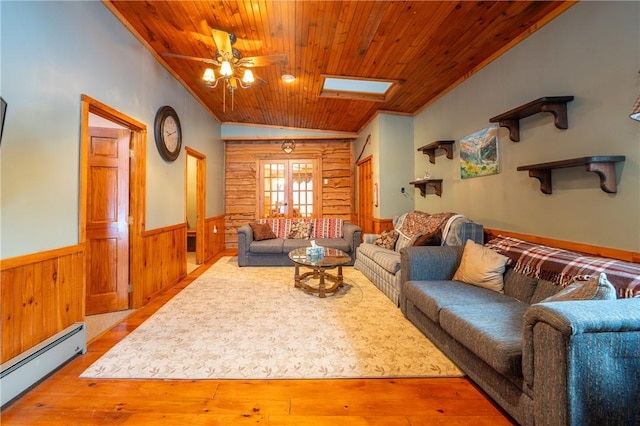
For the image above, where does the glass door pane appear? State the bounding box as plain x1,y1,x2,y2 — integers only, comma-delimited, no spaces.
262,162,287,218
291,161,314,218
259,159,318,219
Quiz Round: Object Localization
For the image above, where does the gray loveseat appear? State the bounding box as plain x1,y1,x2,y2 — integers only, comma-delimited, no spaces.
400,235,640,426
237,218,362,267
354,212,483,305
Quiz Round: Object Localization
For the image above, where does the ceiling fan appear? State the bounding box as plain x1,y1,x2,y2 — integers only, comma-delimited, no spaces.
162,26,288,111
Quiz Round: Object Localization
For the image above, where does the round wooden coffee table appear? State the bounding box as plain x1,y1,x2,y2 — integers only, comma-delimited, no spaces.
288,247,352,298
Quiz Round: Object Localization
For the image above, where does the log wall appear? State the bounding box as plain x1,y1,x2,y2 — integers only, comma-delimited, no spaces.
225,140,354,249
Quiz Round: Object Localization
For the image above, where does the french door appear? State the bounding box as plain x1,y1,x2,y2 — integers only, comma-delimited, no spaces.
259,159,319,218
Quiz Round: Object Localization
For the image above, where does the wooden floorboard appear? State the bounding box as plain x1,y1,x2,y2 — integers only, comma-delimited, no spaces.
1,251,516,425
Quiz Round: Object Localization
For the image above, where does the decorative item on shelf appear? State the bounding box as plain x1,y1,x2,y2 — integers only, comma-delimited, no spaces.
630,95,640,121
459,125,499,179
281,139,296,154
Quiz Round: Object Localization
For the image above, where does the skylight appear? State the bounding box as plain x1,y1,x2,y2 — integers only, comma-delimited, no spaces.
320,75,399,102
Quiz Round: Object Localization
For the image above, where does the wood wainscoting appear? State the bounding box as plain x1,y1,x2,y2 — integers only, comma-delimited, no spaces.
372,217,394,235
1,246,85,364
138,216,227,305
138,224,187,306
204,215,226,262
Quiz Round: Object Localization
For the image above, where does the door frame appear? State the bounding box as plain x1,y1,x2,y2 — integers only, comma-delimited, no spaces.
357,155,374,234
185,147,206,265
79,94,147,310
257,157,320,219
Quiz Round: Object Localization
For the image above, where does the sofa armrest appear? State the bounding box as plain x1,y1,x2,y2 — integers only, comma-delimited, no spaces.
342,222,362,252
363,233,380,244
237,224,253,267
523,299,640,426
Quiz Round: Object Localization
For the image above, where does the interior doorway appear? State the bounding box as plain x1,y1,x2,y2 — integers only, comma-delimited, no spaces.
185,147,206,271
357,155,374,234
80,94,147,313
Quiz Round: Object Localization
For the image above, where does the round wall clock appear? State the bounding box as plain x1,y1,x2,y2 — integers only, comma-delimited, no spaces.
154,105,182,162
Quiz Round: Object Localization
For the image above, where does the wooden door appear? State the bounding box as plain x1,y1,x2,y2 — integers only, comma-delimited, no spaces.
85,127,130,315
259,159,318,218
357,156,374,234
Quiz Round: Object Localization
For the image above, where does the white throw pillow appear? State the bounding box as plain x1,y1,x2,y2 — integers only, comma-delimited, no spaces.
453,240,509,293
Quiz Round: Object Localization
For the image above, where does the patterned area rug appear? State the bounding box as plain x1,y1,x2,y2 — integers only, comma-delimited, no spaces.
81,257,463,380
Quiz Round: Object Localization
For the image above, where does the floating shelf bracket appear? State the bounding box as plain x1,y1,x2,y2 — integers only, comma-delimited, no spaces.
417,140,455,164
490,96,574,142
516,156,625,194
410,179,443,197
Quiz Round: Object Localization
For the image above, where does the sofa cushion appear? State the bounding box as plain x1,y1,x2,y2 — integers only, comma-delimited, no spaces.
310,218,343,239
282,238,312,253
288,221,313,239
440,302,529,377
503,268,539,303
541,272,617,302
403,280,509,324
530,279,563,304
413,229,442,246
452,240,509,293
249,222,277,241
249,238,285,254
374,230,399,250
358,243,401,274
258,219,292,239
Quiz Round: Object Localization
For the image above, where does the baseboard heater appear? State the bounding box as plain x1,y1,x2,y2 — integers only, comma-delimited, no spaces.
1,322,86,408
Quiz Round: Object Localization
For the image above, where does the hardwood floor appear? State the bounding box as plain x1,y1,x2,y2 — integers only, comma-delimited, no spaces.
1,251,515,425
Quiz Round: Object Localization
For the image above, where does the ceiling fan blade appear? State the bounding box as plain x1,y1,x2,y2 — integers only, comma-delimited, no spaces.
162,52,219,65
211,28,233,59
233,37,264,51
238,54,288,68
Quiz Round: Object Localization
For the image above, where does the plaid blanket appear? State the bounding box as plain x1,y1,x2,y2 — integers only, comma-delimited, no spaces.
486,235,640,299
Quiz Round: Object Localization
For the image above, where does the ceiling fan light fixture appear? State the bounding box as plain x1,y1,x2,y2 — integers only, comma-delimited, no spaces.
281,74,295,83
242,69,255,85
203,68,215,83
220,60,233,77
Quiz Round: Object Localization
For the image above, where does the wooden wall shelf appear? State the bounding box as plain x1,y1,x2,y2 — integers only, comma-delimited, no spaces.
517,156,625,194
490,96,574,142
410,179,443,197
417,140,455,164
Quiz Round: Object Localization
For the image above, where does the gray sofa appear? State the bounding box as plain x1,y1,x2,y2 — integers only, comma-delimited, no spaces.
400,238,640,426
237,220,362,267
354,213,484,305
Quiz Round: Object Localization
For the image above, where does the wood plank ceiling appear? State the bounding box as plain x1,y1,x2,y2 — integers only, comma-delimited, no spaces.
105,1,574,133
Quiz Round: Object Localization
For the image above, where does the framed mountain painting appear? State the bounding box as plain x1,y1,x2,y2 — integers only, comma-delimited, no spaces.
459,125,499,179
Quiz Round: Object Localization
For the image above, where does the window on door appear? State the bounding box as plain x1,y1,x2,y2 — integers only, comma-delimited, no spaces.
260,159,319,218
